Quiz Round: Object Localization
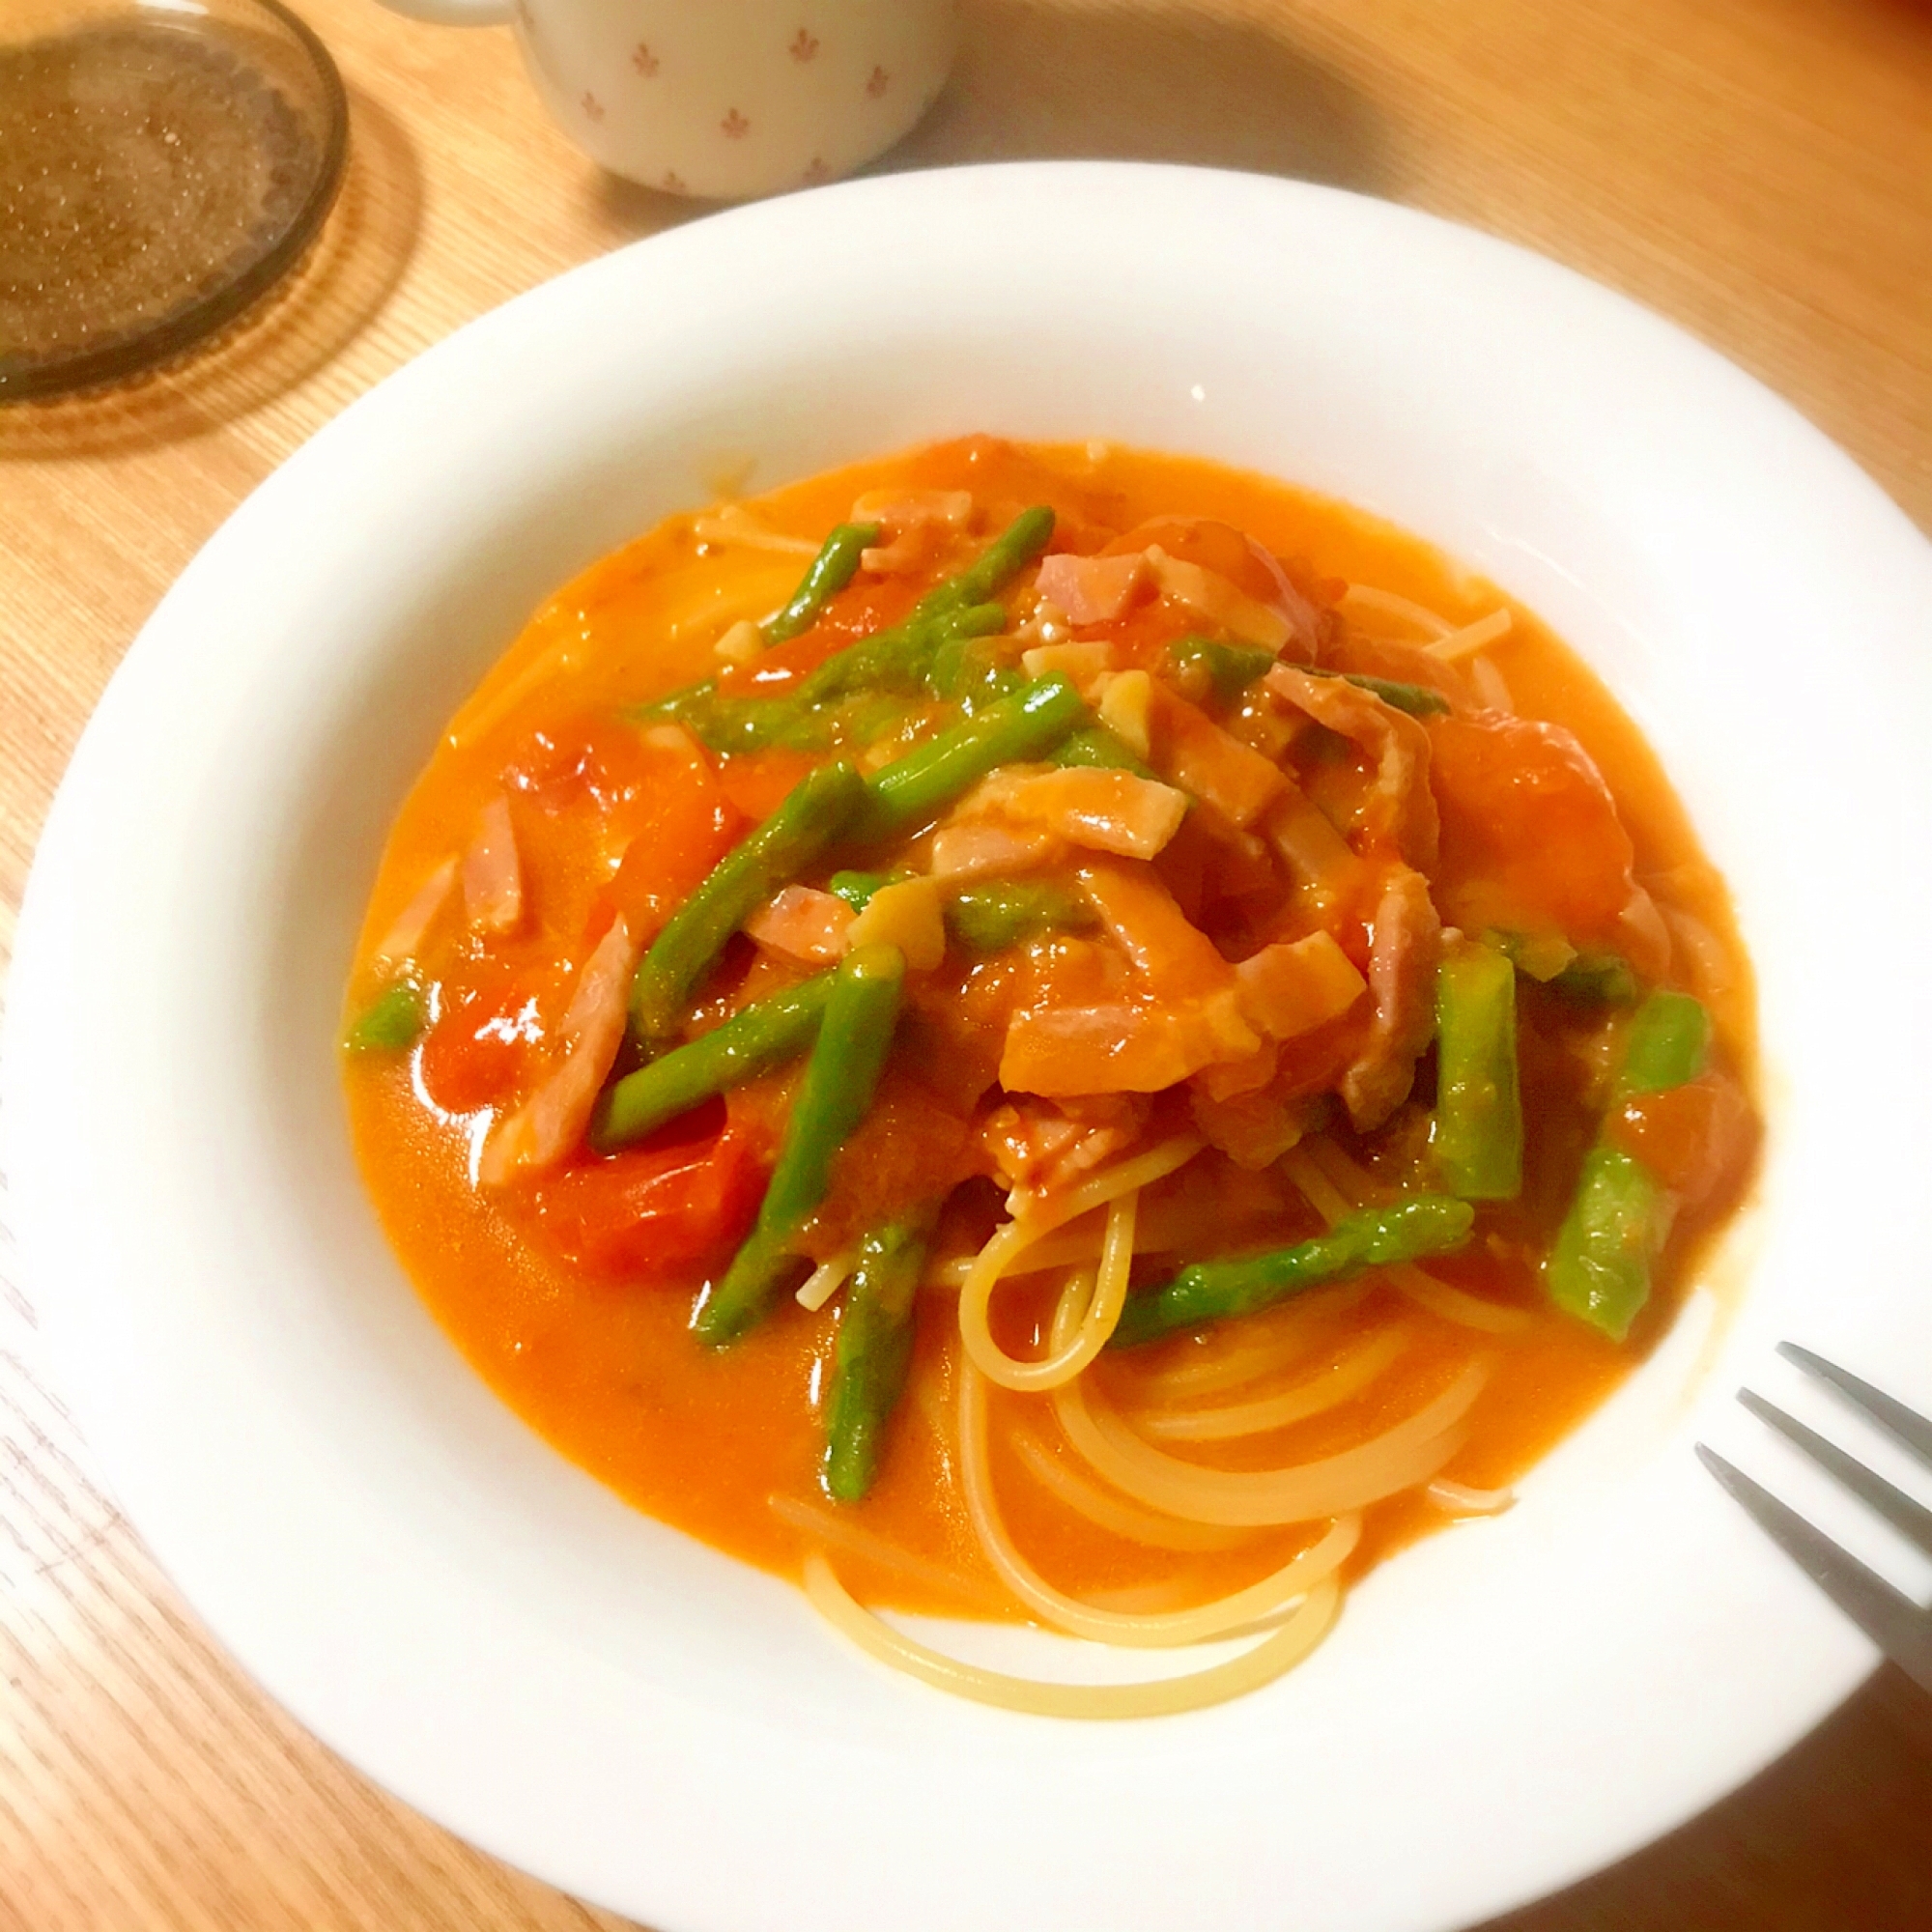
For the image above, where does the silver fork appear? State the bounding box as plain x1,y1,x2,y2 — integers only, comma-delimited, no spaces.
1697,1343,1932,1695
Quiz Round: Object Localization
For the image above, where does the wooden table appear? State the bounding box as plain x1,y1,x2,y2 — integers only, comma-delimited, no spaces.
3,0,1930,1923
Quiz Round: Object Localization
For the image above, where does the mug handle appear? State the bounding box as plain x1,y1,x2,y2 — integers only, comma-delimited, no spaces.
374,0,518,24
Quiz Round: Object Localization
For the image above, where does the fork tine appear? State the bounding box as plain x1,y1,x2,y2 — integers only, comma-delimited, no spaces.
1695,1445,1932,1696
1737,1391,1932,1560
1777,1344,1932,1468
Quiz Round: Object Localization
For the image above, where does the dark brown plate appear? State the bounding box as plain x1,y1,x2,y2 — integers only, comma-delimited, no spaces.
0,0,348,400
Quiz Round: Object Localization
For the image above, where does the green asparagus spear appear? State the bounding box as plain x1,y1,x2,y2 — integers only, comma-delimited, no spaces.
1110,1195,1476,1349
1434,939,1523,1200
629,760,866,1043
826,870,895,911
1050,724,1157,780
822,1213,933,1502
1614,988,1710,1096
1548,952,1639,1007
342,980,426,1053
1339,671,1451,718
641,511,1053,745
1166,636,1276,707
1545,988,1712,1339
1545,1148,1672,1342
794,601,1007,707
848,673,1085,841
634,683,835,755
1486,928,1638,1005
794,502,1054,707
695,945,906,1346
945,881,1096,952
918,505,1056,620
591,974,833,1152
928,631,1024,711
764,523,881,645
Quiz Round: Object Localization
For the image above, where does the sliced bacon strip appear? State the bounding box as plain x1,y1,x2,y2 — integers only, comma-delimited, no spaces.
462,793,524,934
744,886,854,965
479,916,639,1186
1235,932,1367,1041
1264,788,1365,905
1000,989,1258,1097
1076,859,1236,999
1147,547,1291,650
1145,682,1287,829
979,1094,1151,1202
1000,861,1261,1095
372,856,457,970
1264,664,1439,871
1036,551,1149,625
1341,866,1441,1132
853,489,974,572
959,768,1189,862
1190,1080,1310,1171
929,821,1065,880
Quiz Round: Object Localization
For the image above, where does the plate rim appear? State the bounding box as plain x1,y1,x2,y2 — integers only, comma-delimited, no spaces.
7,159,1932,1932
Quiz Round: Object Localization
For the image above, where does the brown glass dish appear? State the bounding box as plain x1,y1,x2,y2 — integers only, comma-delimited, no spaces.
0,0,348,401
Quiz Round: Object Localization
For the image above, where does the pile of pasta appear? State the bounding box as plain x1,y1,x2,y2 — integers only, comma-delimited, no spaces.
346,444,1758,1715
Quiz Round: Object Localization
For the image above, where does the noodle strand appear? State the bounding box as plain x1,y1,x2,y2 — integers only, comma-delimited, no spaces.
1393,1264,1533,1335
958,1357,1359,1645
1137,1282,1374,1401
1008,1429,1247,1552
1339,583,1454,639
804,1555,1341,1719
768,1494,1006,1613
1138,1324,1409,1441
959,1179,1151,1391
1279,1146,1350,1228
1051,1359,1492,1525
1427,608,1514,662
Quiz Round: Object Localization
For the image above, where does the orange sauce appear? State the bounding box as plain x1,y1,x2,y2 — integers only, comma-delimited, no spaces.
344,438,1757,1620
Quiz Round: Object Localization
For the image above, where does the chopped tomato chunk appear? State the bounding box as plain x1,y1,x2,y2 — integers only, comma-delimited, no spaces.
1430,713,1638,944
1608,1075,1757,1206
593,735,742,939
533,1122,765,1279
716,749,818,822
418,956,554,1113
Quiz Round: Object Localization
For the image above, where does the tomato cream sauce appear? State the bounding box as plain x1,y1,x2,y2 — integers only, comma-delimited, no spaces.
344,438,1757,1619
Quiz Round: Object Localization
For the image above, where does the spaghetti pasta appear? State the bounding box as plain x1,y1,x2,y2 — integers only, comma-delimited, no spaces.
344,433,1761,1719
1392,1264,1534,1335
959,1359,1359,1645
1008,1429,1247,1552
1339,582,1454,638
958,1191,1141,1391
1136,1325,1409,1441
1427,607,1514,661
1051,1358,1491,1526
804,1554,1343,1719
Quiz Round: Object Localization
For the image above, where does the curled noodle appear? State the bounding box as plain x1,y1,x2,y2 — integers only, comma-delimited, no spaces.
1051,1358,1491,1526
958,1355,1359,1646
958,1147,1190,1391
804,1555,1342,1719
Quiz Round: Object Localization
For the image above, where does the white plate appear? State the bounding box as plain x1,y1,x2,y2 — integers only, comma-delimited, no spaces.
8,163,1932,1932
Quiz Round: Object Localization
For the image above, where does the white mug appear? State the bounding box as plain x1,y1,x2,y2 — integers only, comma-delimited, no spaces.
378,0,961,199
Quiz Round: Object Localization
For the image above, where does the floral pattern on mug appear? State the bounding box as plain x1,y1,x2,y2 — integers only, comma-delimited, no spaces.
477,0,958,198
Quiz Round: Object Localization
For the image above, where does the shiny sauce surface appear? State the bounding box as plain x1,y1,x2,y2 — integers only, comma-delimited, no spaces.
344,439,1757,1617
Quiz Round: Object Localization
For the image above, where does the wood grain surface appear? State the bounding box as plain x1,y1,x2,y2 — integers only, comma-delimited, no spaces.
3,0,1930,1924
